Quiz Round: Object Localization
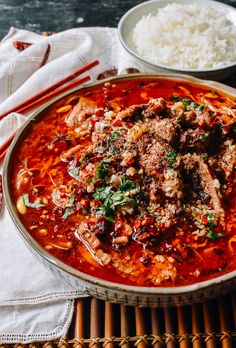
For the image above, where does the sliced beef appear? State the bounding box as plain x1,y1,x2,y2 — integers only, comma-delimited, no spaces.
182,154,222,211
116,104,144,120
195,109,214,130
66,97,97,127
220,141,236,179
143,97,167,118
171,102,186,117
76,222,111,266
61,144,83,162
116,97,167,121
126,118,183,200
171,101,214,130
137,137,183,200
137,136,169,178
182,109,213,130
179,128,219,153
150,119,179,145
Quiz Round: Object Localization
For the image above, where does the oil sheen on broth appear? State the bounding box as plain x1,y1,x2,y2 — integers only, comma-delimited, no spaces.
12,78,236,287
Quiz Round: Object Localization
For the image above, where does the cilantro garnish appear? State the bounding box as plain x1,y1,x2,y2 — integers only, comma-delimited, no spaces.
80,153,88,163
93,177,139,221
201,153,208,159
66,192,75,207
23,194,45,209
199,132,210,143
108,131,121,141
93,146,103,153
68,154,88,180
187,101,198,110
93,158,113,182
93,186,113,201
147,208,159,218
93,186,136,221
140,114,147,121
62,207,73,220
195,104,205,113
62,193,75,220
177,115,182,124
119,175,140,192
207,230,223,241
202,212,224,241
165,149,177,167
179,98,197,109
170,95,181,102
73,167,80,175
171,96,205,113
205,212,216,228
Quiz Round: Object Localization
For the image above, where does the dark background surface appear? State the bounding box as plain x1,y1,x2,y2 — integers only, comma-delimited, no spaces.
0,0,236,39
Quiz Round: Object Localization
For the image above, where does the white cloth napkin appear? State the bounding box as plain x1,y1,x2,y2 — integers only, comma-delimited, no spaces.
0,26,144,343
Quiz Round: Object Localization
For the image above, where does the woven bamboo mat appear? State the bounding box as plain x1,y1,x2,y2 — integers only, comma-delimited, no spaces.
68,293,236,348
5,292,234,348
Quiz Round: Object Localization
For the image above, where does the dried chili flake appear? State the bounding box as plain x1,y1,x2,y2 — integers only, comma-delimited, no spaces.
13,41,32,51
97,67,118,80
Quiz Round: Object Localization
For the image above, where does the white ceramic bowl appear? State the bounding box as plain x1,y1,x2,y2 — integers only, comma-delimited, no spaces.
3,73,236,307
118,0,236,80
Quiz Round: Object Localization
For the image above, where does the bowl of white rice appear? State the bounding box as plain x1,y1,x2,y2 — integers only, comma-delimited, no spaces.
118,0,236,80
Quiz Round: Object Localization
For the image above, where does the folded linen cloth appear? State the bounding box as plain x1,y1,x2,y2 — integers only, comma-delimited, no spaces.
0,26,147,343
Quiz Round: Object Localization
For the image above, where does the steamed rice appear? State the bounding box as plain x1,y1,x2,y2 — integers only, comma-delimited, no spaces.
132,3,236,69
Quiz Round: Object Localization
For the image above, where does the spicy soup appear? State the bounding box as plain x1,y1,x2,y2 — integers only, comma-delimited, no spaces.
11,77,236,287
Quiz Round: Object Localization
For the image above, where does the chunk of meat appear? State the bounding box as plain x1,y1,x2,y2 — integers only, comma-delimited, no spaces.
76,223,101,250
171,101,185,117
115,97,167,121
95,249,111,266
61,144,82,162
126,123,148,144
171,101,215,130
113,236,129,245
138,138,169,178
116,104,144,119
179,128,210,152
195,109,213,130
127,117,178,152
76,222,111,266
128,120,183,199
66,97,97,127
150,119,179,145
144,97,167,117
111,256,140,277
220,141,236,179
183,154,222,211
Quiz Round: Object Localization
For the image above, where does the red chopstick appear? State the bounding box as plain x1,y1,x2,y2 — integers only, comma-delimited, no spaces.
0,75,91,163
17,75,90,114
0,60,99,163
0,59,99,121
0,131,17,153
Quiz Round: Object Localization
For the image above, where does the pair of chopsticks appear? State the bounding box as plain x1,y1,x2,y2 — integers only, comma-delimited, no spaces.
0,60,99,163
